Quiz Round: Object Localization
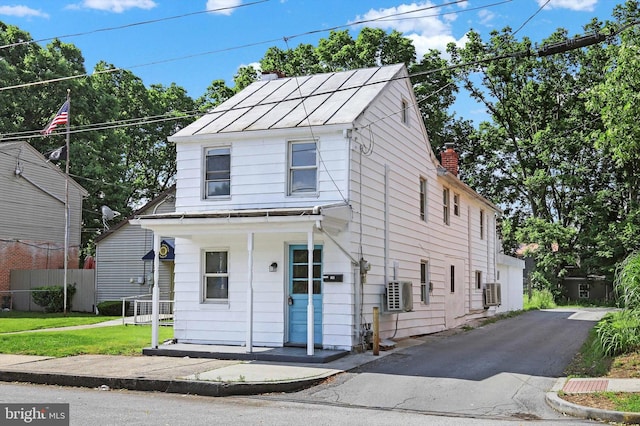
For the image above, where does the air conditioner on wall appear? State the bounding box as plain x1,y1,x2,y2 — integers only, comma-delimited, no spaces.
384,281,413,312
484,283,502,307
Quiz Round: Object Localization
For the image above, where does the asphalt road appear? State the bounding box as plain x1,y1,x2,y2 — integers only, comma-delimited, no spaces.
265,309,607,423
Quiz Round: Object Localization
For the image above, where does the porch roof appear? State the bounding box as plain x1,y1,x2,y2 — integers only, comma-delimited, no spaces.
131,204,350,238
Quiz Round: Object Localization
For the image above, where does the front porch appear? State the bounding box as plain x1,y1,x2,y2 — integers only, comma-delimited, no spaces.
143,343,349,364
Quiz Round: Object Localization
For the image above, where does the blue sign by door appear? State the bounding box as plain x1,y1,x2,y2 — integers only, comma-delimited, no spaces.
288,245,322,345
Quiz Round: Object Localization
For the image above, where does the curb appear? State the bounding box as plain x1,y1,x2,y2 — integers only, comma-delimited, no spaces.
0,370,331,397
546,391,640,424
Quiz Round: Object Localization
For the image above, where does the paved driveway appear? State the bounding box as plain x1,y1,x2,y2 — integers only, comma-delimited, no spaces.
280,309,611,422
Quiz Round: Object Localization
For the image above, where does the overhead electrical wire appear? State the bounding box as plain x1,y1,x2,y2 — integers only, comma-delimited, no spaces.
512,0,552,36
0,0,507,92
0,0,271,50
1,4,635,145
0,20,630,145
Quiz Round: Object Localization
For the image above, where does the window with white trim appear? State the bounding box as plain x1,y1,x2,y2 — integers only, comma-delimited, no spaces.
420,178,428,222
288,140,317,195
421,260,430,304
204,147,230,198
401,99,409,125
453,193,460,216
475,270,482,290
443,187,450,225
480,209,485,239
578,283,590,299
203,250,228,300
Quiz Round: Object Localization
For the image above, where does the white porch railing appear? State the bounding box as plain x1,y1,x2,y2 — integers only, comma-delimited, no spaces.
121,294,173,326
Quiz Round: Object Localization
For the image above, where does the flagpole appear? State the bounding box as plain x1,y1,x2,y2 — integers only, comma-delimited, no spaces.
63,89,70,315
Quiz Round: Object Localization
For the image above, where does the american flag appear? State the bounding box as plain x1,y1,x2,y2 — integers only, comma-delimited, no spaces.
42,101,69,135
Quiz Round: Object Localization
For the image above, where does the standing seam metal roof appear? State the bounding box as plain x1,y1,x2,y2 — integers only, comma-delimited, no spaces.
171,63,406,137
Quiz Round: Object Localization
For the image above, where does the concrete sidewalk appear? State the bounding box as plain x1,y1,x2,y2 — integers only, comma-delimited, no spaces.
0,340,412,397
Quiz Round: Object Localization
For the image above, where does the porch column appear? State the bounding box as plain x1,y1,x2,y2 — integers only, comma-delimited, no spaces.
246,232,254,353
307,230,314,356
151,233,160,348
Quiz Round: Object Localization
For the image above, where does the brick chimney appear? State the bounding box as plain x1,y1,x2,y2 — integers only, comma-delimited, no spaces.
441,142,459,176
260,70,286,81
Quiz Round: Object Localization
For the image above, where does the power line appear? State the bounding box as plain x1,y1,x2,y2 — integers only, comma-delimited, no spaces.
0,0,271,50
0,0,506,92
0,20,633,144
512,0,551,36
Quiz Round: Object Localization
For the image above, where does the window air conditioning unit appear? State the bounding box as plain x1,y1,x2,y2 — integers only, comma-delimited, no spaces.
484,283,502,307
385,281,413,312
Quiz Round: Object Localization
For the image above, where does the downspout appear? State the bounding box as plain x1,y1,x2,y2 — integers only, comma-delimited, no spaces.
384,164,390,284
315,213,360,349
468,205,473,311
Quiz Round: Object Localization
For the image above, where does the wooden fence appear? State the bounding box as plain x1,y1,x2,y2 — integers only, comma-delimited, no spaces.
8,269,95,313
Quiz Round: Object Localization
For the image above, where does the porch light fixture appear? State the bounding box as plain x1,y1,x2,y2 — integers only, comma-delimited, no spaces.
269,262,278,272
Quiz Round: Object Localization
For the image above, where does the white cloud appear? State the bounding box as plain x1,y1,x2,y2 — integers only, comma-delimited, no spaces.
0,5,48,18
206,0,242,16
477,9,495,26
351,1,468,59
79,0,157,13
537,0,597,12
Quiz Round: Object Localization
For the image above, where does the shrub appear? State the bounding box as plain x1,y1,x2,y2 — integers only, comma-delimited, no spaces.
615,251,640,309
97,300,130,316
523,288,556,310
594,309,640,356
32,285,76,313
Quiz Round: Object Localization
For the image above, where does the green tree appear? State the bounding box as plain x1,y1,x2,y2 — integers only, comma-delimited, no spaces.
448,23,615,289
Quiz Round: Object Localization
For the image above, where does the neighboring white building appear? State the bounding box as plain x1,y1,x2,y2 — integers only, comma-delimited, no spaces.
135,64,523,352
95,187,175,305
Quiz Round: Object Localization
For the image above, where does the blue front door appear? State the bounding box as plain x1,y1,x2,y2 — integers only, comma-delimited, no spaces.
288,245,322,345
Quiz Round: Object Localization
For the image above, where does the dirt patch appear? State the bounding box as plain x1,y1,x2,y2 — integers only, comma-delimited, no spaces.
560,393,618,411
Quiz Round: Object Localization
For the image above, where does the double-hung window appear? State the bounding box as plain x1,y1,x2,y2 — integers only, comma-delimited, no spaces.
205,147,230,198
443,187,450,225
420,178,428,222
203,251,228,301
289,140,317,195
420,260,430,304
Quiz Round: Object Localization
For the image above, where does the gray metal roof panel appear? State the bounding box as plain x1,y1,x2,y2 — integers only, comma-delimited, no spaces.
172,64,405,138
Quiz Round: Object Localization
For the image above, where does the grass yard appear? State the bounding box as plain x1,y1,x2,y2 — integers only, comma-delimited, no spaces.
0,311,119,333
0,325,174,357
0,311,173,357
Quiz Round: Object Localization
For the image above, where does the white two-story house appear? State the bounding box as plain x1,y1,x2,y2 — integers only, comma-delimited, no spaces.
135,63,521,353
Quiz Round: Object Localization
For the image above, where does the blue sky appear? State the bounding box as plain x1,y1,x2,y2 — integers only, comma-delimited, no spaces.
0,0,618,122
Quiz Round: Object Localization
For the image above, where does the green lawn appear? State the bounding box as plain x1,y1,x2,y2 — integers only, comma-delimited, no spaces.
0,325,174,357
0,311,119,333
0,311,173,356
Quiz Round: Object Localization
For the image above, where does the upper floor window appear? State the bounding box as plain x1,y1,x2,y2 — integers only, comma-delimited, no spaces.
420,178,427,222
480,209,485,239
289,140,317,195
443,187,450,225
401,99,409,125
203,250,228,301
453,193,460,216
204,147,230,198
